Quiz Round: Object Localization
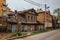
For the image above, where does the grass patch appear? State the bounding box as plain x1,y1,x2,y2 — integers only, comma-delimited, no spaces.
31,28,60,35
31,29,48,35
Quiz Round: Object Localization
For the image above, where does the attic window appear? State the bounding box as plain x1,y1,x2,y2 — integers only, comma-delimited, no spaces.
31,10,34,12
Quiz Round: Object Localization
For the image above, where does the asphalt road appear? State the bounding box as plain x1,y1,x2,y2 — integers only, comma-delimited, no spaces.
15,29,60,40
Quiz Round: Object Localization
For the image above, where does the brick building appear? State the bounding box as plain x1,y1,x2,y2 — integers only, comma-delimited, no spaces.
37,9,52,29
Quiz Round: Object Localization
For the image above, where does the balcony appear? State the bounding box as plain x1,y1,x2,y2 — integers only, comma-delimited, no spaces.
7,18,17,23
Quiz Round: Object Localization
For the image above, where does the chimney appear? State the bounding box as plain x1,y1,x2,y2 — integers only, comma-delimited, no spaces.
15,10,17,13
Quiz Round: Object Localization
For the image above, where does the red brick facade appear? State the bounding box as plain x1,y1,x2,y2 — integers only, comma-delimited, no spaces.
37,9,52,29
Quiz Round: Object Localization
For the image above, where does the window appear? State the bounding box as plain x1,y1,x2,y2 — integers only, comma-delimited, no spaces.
50,18,52,20
33,16,35,20
32,16,35,21
23,25,28,32
31,16,33,20
12,25,16,32
30,25,35,31
28,16,36,21
46,16,52,21
2,10,7,16
28,16,30,20
30,25,33,31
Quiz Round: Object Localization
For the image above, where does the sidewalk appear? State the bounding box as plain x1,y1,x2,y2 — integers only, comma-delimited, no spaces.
15,29,60,40
0,33,13,40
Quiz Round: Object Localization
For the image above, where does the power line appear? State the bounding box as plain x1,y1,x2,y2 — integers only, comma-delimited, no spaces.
24,0,43,7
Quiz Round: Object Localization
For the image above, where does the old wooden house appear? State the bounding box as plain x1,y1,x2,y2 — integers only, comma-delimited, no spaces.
4,8,44,32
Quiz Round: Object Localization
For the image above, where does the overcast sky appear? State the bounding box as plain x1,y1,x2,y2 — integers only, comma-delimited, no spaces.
6,0,60,14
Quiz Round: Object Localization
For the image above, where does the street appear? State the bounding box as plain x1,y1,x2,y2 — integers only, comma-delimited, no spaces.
15,29,60,40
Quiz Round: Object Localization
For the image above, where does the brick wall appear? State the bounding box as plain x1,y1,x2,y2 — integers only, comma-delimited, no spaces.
37,11,53,28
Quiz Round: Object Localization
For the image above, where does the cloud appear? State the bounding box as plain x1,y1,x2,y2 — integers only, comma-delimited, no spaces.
6,0,60,14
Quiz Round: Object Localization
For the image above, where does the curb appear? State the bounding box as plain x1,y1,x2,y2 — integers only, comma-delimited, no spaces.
5,35,29,40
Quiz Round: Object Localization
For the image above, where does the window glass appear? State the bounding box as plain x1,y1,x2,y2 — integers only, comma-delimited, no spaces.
23,25,28,32
31,16,33,20
28,16,30,20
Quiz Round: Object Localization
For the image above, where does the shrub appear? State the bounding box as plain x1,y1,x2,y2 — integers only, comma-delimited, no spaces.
13,32,22,36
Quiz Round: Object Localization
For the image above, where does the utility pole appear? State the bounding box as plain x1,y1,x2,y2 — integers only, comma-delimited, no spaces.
44,4,47,29
44,4,50,29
